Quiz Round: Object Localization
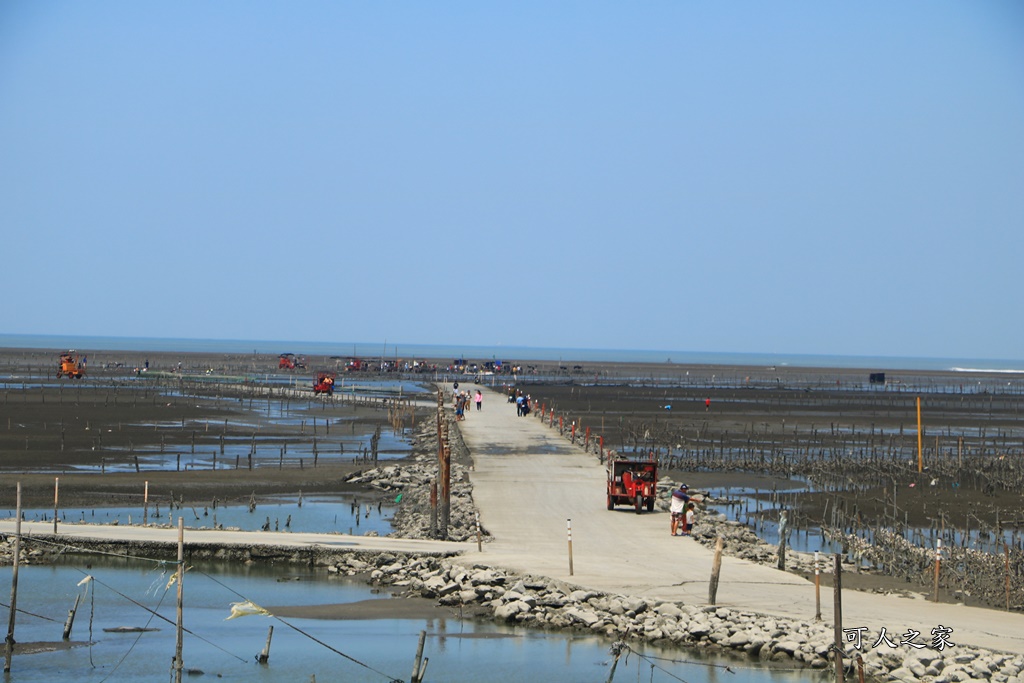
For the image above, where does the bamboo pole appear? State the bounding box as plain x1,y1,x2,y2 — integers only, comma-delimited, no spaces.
53,477,59,535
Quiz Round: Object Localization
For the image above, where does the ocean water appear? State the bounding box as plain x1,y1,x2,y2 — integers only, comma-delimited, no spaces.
3,333,1023,373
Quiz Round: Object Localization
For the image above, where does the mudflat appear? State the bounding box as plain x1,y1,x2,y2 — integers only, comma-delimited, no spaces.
2,346,1022,618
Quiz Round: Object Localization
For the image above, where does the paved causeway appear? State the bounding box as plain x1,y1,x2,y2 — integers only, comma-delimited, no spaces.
455,386,1024,656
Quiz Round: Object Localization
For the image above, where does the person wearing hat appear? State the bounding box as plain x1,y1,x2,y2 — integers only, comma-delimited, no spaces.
669,484,690,536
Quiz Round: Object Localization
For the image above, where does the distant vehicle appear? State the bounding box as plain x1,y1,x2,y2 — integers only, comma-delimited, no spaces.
606,457,658,513
345,358,364,372
278,353,306,370
313,371,336,395
57,351,85,379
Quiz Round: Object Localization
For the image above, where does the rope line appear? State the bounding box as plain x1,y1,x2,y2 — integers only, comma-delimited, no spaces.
195,568,403,681
0,600,60,623
96,579,168,683
78,569,247,664
620,648,692,683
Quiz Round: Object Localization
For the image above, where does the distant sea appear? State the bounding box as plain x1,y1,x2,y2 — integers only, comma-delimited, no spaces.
2,333,1023,373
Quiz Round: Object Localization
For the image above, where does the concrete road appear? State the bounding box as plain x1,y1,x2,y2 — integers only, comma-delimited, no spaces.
455,386,1024,655
0,520,467,556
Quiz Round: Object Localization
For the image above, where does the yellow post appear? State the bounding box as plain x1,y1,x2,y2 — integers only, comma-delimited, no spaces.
917,396,923,473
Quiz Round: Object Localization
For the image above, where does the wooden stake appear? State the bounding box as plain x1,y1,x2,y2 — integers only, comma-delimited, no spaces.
62,594,81,640
1006,544,1012,611
53,477,59,535
174,517,184,683
4,482,21,672
410,630,426,683
257,625,273,664
475,512,482,553
777,510,788,570
916,396,923,473
814,550,821,621
709,536,723,605
933,539,942,602
429,481,438,538
833,553,844,683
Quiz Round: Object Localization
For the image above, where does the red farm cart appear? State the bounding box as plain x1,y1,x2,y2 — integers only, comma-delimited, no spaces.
606,457,658,513
313,371,336,396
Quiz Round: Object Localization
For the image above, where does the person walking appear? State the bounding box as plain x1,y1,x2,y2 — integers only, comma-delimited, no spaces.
475,390,483,411
670,484,689,536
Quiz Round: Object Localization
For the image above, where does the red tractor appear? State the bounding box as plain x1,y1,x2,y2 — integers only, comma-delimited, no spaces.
607,458,658,513
313,371,336,395
279,353,306,370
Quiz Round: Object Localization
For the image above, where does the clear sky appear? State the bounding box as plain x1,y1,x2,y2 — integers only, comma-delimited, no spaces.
2,2,1022,360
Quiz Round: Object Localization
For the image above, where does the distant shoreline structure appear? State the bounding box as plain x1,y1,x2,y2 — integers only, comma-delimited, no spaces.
2,333,1023,373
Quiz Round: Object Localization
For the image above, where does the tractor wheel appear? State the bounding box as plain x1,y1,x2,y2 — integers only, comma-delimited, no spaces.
646,497,654,512
634,493,643,514
607,494,614,510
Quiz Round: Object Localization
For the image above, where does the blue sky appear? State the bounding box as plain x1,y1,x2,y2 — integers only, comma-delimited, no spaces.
2,2,1022,360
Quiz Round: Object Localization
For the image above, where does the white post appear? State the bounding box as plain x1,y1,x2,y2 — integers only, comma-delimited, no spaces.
567,519,574,576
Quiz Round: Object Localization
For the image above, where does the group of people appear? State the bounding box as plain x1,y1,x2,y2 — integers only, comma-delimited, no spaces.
510,390,531,416
453,386,483,420
669,484,696,536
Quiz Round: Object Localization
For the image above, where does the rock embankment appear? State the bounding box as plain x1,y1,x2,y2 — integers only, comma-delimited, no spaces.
345,416,481,542
326,550,1024,683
